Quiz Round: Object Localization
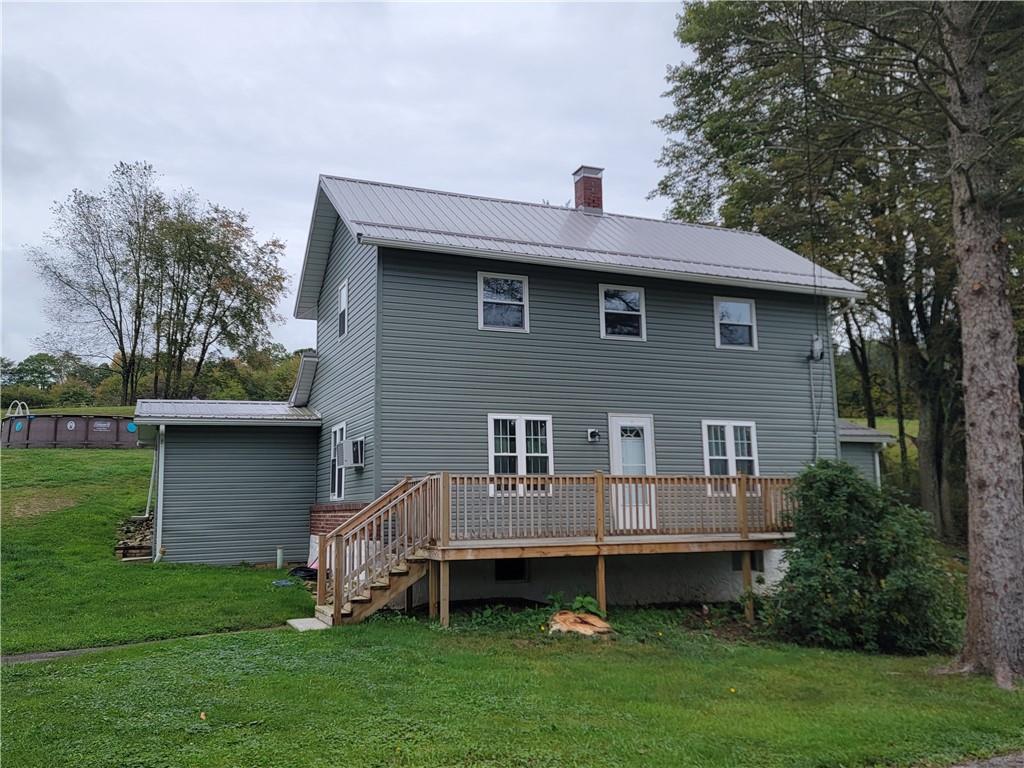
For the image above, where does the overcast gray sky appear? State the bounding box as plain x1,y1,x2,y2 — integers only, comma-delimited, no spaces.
2,1,684,362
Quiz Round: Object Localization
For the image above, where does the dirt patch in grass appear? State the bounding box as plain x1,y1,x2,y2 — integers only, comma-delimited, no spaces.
5,495,75,520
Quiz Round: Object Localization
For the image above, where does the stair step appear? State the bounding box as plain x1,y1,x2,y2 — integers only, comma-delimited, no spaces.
350,593,372,603
390,563,410,575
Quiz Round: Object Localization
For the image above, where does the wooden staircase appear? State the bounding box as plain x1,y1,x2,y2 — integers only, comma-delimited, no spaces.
312,475,441,626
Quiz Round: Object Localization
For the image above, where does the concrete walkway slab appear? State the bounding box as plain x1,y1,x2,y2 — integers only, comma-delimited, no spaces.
286,617,330,632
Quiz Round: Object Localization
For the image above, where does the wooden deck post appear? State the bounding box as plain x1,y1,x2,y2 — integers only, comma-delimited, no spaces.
737,474,749,539
741,550,754,623
428,561,439,619
594,471,605,542
596,554,607,615
332,536,344,625
316,535,327,605
440,471,451,547
439,560,450,628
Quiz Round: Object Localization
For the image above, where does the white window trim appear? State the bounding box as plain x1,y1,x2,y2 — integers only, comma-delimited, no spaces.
337,280,349,339
330,422,346,500
714,296,758,350
487,413,553,495
701,419,760,491
478,272,530,333
599,284,647,341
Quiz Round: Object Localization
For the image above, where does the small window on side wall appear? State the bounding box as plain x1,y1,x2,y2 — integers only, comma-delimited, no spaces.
479,273,529,332
600,284,646,340
715,297,757,349
330,423,346,500
338,280,349,338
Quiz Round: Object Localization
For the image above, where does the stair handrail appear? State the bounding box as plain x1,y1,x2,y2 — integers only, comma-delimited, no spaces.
328,474,441,622
323,477,413,540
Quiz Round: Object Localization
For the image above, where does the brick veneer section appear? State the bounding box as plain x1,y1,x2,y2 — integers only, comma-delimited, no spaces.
310,501,367,535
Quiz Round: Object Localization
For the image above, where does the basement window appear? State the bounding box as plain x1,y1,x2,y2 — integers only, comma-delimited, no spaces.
732,551,765,572
495,559,529,582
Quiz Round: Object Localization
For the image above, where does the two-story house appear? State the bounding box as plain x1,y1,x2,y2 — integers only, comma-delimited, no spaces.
135,167,890,627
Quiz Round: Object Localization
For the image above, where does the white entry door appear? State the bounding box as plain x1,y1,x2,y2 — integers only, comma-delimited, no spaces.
608,414,657,531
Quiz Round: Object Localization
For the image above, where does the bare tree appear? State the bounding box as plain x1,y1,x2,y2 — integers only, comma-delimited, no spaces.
31,162,165,404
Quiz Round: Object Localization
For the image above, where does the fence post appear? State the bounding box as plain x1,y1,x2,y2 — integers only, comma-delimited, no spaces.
737,474,749,539
440,471,451,547
316,535,327,605
594,471,605,543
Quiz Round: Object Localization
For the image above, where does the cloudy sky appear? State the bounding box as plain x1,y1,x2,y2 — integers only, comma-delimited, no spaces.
2,2,684,362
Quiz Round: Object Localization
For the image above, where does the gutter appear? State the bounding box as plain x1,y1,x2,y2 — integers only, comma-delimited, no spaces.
358,236,868,301
153,425,166,562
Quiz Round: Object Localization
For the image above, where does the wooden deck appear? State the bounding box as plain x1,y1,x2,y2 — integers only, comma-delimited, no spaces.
315,472,797,627
433,531,793,560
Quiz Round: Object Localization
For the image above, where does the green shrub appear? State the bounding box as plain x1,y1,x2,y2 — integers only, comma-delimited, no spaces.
763,460,961,654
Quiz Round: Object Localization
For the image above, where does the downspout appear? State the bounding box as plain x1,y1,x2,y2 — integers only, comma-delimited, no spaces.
143,447,158,518
153,424,166,562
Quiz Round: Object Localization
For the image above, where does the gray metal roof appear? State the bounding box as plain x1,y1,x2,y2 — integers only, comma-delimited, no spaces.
134,400,321,426
288,351,318,407
838,418,894,444
294,174,863,319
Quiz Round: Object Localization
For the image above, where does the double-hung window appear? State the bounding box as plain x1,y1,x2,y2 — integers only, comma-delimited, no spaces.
488,414,553,494
479,273,529,332
337,280,349,338
714,297,757,349
600,284,646,340
702,420,759,494
330,423,346,500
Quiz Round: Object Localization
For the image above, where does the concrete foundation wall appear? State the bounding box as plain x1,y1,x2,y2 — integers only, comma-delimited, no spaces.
406,549,786,608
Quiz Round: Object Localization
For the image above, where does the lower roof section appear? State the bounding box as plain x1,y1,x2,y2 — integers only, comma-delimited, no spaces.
134,399,321,427
838,418,894,444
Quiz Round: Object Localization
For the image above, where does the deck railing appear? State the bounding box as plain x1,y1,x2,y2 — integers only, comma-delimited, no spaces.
440,472,795,544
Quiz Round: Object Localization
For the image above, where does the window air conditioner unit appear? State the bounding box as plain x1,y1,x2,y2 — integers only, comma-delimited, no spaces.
342,437,365,469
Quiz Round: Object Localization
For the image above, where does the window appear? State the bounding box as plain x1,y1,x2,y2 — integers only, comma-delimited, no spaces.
600,284,646,340
494,559,529,582
330,423,346,500
488,414,553,493
702,420,759,477
337,280,349,338
714,297,757,349
732,551,765,572
479,272,529,332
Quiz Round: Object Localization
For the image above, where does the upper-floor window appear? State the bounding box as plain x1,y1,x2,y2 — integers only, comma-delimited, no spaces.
337,280,349,338
702,420,759,477
600,284,646,340
479,272,529,332
330,423,346,500
714,297,757,349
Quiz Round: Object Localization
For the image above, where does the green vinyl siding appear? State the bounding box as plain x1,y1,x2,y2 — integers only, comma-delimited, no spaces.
841,441,881,486
308,219,378,501
377,249,840,484
160,426,317,564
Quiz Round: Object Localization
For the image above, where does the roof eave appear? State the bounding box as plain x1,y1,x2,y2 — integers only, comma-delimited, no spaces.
839,434,894,444
133,417,321,427
361,236,867,301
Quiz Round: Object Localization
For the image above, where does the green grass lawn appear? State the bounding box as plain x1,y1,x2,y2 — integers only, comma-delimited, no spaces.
1,449,312,654
3,448,1021,768
2,614,1022,768
26,405,137,416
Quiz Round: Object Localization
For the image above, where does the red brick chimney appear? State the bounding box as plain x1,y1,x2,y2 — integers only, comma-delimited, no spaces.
573,165,604,212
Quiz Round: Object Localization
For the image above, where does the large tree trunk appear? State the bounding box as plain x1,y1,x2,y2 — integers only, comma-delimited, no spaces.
940,3,1024,688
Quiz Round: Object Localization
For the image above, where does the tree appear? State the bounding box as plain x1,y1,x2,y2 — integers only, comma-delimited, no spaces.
32,162,166,404
655,1,1023,685
151,195,287,399
9,353,62,389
